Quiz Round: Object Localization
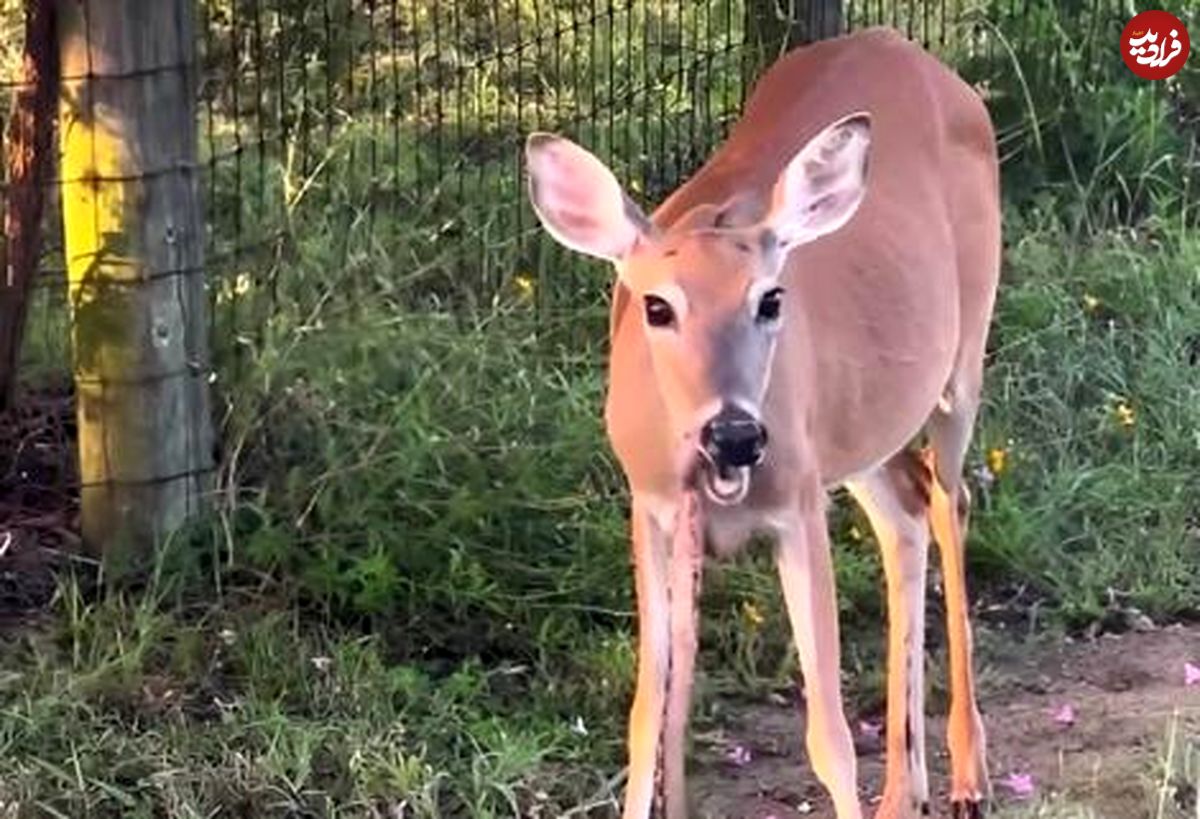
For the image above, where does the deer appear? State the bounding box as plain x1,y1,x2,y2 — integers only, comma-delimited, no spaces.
525,26,999,819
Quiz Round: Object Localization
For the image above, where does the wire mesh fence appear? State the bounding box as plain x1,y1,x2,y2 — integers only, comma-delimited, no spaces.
1,0,1191,388
197,0,751,367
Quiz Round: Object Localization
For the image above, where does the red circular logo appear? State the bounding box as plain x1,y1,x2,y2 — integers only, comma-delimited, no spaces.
1122,10,1190,80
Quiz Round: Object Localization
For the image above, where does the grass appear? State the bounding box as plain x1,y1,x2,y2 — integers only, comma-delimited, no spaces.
0,575,621,816
2,578,1195,817
969,213,1200,626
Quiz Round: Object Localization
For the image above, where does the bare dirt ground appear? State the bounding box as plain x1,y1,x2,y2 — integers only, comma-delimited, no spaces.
690,625,1200,819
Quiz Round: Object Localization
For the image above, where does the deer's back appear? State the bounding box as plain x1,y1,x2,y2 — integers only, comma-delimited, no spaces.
607,29,999,488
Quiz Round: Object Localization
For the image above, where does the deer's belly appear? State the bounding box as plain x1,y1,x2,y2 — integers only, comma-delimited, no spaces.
812,324,958,483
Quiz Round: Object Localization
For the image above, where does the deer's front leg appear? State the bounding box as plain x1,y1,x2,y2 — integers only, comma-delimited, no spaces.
848,455,932,819
661,491,702,819
624,493,703,819
776,494,863,819
624,496,671,819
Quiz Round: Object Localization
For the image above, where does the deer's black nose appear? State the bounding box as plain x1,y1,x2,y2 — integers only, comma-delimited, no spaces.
701,407,768,469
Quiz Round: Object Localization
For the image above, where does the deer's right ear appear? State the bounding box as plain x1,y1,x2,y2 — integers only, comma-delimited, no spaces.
526,133,651,263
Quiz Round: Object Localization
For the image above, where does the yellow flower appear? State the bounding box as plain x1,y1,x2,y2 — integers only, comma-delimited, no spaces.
986,446,1008,476
741,600,765,627
513,273,535,300
215,272,253,305
1114,399,1136,430
1083,293,1101,312
848,525,863,542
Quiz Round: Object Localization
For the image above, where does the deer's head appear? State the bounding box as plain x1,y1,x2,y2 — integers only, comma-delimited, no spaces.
526,113,871,504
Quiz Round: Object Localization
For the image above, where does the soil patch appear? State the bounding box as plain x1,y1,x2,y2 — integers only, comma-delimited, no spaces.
0,383,80,631
691,626,1200,818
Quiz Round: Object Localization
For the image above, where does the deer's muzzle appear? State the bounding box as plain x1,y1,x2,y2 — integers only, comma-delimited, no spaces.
697,406,767,506
700,407,768,470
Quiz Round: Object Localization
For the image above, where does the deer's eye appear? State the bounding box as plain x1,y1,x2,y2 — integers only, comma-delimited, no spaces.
644,295,676,328
757,287,785,323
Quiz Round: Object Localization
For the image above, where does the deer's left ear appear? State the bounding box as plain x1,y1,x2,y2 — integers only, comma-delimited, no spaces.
763,112,871,250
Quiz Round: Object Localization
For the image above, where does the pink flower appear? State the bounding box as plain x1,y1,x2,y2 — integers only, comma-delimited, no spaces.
1185,662,1200,686
999,772,1035,799
1051,703,1076,726
858,719,883,739
725,744,752,767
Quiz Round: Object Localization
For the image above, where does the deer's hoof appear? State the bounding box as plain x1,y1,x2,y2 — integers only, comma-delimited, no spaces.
950,799,984,819
872,795,930,819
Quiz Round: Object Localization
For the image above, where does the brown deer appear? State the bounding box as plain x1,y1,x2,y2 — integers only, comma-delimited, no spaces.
525,27,999,819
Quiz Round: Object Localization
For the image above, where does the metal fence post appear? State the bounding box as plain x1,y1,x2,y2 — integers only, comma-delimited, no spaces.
56,0,212,572
745,0,844,83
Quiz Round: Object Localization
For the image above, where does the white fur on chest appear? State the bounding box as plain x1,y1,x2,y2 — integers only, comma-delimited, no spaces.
701,501,791,558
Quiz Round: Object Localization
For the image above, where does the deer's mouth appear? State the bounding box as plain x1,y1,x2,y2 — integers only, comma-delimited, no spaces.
699,459,751,506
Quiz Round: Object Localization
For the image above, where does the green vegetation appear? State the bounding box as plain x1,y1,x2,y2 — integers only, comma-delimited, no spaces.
2,0,1199,815
0,574,627,816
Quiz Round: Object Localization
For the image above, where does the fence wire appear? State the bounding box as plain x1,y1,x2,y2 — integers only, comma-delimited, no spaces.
0,0,1186,387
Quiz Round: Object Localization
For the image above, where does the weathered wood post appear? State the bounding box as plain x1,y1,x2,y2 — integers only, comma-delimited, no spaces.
56,0,212,572
745,0,844,80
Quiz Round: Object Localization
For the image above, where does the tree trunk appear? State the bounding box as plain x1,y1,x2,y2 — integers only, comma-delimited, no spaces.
744,0,845,82
0,0,59,410
57,0,213,572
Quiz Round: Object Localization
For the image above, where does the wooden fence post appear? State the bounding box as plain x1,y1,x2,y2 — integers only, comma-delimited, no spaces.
56,0,212,572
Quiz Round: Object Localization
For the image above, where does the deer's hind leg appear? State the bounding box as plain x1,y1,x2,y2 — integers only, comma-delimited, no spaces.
928,367,990,818
933,115,1000,818
847,450,933,819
